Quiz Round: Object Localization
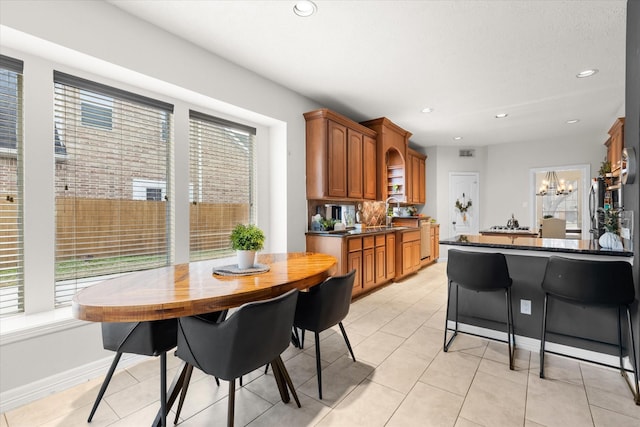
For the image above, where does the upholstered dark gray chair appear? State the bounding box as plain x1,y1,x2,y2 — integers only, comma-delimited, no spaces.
176,289,301,427
540,256,639,404
87,319,178,425
444,249,515,369
293,270,357,399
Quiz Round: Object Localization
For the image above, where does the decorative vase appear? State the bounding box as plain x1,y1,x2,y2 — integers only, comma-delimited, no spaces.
599,232,623,250
237,250,256,269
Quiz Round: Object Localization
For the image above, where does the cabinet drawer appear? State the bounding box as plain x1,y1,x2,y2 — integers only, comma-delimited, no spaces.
363,236,375,249
400,230,421,242
347,237,362,252
375,235,386,247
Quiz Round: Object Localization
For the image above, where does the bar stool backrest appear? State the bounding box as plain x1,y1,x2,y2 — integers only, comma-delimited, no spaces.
542,256,635,306
447,249,512,291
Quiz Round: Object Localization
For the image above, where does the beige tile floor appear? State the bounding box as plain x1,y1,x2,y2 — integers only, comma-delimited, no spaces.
3,262,640,426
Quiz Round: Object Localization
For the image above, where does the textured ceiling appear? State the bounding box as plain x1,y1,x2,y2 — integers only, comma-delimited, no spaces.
109,0,627,148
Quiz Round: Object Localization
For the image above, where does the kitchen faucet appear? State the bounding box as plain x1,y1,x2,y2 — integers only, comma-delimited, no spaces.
385,196,401,226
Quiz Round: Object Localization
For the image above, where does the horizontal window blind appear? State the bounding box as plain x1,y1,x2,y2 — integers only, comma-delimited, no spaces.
54,72,173,307
189,110,256,261
0,55,24,316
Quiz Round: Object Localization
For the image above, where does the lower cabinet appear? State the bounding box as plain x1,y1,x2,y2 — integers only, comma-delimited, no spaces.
396,229,421,279
430,224,440,261
362,236,375,291
386,233,396,280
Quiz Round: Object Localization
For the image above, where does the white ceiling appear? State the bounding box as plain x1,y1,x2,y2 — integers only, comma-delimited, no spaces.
108,0,627,148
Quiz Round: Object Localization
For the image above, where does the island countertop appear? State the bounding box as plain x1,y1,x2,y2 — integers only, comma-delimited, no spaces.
439,234,633,258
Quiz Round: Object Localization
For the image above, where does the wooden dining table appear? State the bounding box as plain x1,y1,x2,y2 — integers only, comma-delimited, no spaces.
72,252,337,426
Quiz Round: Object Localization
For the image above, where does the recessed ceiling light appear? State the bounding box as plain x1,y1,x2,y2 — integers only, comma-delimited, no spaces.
293,0,317,17
421,107,434,113
453,136,463,141
495,113,508,119
576,69,598,78
566,119,580,124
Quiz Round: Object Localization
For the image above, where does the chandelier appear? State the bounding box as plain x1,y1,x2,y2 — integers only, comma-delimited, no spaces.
536,171,573,196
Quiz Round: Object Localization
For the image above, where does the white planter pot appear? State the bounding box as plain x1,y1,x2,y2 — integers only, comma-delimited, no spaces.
236,250,256,269
598,232,623,250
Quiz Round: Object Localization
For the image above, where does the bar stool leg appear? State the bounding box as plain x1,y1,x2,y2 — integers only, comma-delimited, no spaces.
443,281,459,352
505,288,515,370
624,306,640,405
540,293,549,378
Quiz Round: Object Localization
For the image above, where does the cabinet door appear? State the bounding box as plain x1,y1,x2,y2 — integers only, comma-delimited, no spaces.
418,158,426,204
363,134,377,200
412,240,421,270
402,242,413,274
375,245,386,283
328,120,347,198
347,129,363,199
386,233,396,279
348,250,363,297
411,155,421,203
363,248,375,289
434,226,440,259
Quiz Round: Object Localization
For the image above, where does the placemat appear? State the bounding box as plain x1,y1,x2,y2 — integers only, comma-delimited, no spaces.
213,263,270,276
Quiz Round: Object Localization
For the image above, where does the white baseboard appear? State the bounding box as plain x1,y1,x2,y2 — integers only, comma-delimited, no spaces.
0,353,147,413
449,321,636,371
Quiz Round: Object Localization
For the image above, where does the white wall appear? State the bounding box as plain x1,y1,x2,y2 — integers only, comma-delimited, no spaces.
0,0,320,407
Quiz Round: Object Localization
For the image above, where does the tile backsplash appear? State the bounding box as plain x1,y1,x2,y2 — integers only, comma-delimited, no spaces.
362,201,386,226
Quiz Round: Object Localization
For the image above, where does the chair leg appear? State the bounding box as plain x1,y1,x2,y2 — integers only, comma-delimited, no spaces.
623,306,640,405
88,351,123,422
314,331,323,399
505,288,515,370
338,322,356,362
539,293,549,378
300,329,306,349
274,356,301,408
174,363,193,424
443,281,459,352
160,352,167,427
227,379,235,427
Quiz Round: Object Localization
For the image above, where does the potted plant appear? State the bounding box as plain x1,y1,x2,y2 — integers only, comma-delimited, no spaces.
230,223,265,269
598,207,623,250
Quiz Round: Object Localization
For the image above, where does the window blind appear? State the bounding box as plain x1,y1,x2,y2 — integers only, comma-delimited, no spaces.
189,110,256,261
0,55,24,316
53,72,173,307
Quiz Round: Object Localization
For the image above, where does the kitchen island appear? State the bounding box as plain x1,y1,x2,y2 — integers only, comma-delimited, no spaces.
439,234,634,366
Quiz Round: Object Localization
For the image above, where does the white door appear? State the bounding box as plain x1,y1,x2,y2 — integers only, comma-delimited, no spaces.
449,172,479,237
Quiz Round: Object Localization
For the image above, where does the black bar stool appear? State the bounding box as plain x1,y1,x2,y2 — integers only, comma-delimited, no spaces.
444,249,515,369
540,256,639,405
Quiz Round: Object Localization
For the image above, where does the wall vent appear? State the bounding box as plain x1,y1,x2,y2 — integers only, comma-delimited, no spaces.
459,149,475,158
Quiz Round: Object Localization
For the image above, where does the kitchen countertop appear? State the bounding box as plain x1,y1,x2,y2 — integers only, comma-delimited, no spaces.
306,225,416,237
440,234,633,257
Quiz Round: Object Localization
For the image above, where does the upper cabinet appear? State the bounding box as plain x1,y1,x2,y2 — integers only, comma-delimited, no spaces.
407,148,426,204
606,117,625,175
360,117,412,201
305,109,378,201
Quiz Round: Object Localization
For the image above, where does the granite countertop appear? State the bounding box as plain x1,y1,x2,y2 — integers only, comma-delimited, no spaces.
439,234,633,257
306,225,416,237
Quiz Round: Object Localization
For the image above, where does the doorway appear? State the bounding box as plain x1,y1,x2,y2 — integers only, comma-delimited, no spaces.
449,172,479,237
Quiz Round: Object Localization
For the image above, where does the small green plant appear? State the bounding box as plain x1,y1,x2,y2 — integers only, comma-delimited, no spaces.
598,158,612,177
601,207,620,234
230,224,265,251
319,218,338,231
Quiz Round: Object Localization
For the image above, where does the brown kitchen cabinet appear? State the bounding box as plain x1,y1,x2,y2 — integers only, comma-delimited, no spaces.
430,224,440,261
306,230,396,299
396,229,421,279
606,117,625,175
305,109,377,201
360,117,412,201
406,148,426,204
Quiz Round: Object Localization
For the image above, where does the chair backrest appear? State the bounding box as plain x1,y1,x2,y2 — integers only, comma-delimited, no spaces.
294,270,356,332
446,249,512,291
541,218,566,238
176,289,299,381
541,256,635,306
102,319,178,356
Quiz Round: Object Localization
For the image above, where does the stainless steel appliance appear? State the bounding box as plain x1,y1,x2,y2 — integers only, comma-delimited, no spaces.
420,219,431,260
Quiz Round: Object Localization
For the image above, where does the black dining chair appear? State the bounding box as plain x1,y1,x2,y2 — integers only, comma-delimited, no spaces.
87,319,177,426
540,256,639,404
175,289,301,427
444,249,515,370
293,270,357,399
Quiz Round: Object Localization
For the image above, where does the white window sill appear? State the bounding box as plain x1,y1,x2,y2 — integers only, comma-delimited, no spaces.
0,307,90,345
